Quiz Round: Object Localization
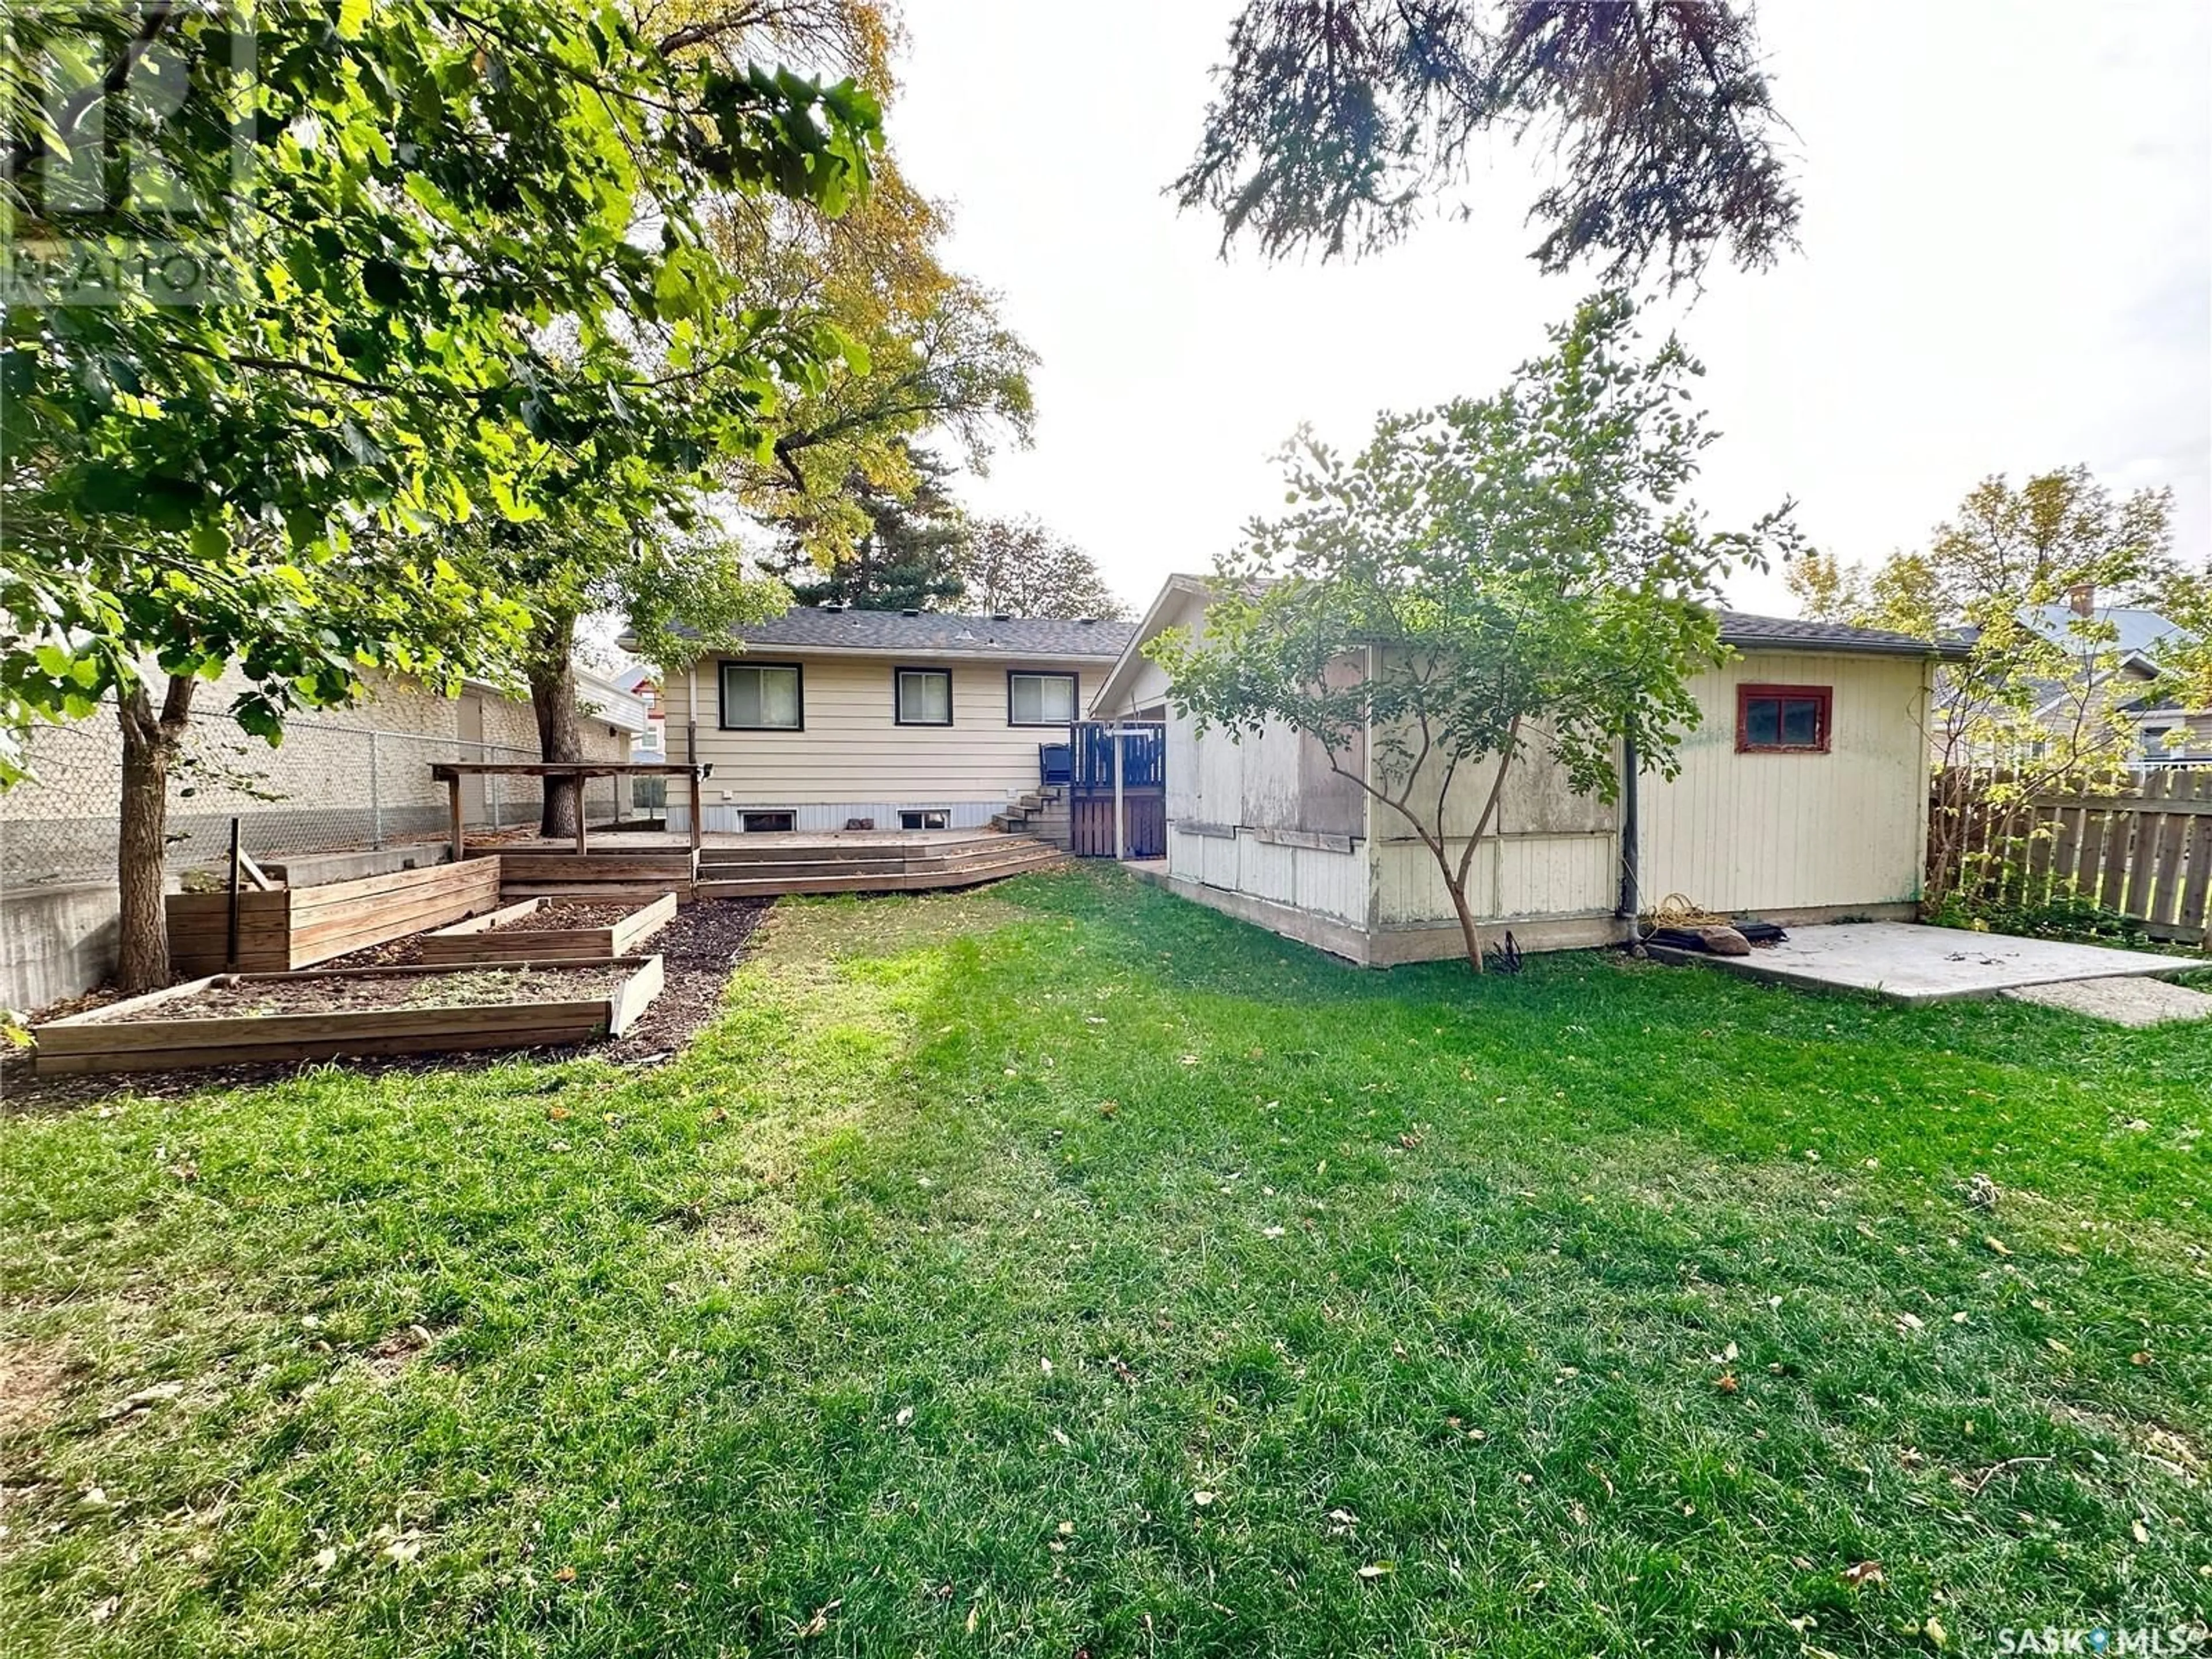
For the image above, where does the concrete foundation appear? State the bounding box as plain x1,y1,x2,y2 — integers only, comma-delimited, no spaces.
1,881,120,1013
1647,921,2197,1005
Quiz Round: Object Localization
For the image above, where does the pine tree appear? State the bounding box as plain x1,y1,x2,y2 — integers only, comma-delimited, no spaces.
765,444,968,611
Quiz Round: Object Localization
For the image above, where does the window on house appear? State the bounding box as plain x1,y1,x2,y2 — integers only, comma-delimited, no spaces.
894,667,953,726
1007,671,1077,726
741,810,796,833
719,662,802,729
1737,684,1832,753
899,808,950,830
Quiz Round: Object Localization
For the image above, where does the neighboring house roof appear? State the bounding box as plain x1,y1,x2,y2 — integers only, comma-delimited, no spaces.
639,607,1137,662
2020,603,2187,657
574,668,651,734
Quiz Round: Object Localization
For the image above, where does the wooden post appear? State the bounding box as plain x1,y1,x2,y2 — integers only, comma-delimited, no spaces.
574,772,589,856
688,768,703,853
448,773,464,865
225,816,242,969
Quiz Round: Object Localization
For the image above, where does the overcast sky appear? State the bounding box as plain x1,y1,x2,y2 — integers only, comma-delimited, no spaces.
886,0,2211,619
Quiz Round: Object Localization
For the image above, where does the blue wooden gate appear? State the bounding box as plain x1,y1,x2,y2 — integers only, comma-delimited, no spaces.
1067,722,1166,858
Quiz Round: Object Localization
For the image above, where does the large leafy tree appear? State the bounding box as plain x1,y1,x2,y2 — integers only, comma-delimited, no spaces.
1150,294,1790,969
649,0,1035,566
1,0,878,987
1176,1,1799,287
471,0,1031,827
1783,468,2186,914
956,517,1130,620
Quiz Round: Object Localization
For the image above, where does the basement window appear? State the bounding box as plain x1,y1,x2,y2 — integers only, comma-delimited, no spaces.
899,808,950,830
1737,684,1832,753
741,811,796,833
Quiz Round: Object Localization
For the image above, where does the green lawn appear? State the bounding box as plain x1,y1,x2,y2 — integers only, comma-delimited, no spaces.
3,868,2207,1658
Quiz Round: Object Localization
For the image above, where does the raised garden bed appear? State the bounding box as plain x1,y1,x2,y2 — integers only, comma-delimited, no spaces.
415,893,677,965
166,858,503,976
32,956,664,1076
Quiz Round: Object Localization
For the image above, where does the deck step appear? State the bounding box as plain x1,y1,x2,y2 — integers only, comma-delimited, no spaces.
695,844,1065,900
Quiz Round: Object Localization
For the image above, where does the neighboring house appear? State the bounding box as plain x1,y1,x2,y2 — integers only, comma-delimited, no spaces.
2011,592,2208,766
1092,575,1961,967
622,672,667,760
644,605,1138,834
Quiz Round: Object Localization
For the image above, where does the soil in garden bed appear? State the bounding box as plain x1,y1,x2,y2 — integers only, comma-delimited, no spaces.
99,963,635,1024
494,901,645,932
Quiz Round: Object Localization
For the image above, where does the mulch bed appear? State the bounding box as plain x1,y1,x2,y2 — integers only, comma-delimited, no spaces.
1,897,772,1110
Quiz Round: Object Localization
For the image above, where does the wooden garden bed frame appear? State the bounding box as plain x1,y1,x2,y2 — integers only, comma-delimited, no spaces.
32,956,665,1076
416,893,678,964
166,857,503,976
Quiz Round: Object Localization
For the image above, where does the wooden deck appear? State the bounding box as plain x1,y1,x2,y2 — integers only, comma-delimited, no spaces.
482,828,1066,901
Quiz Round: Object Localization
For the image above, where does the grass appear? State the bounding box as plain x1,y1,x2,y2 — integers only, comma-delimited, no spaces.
2,867,2207,1658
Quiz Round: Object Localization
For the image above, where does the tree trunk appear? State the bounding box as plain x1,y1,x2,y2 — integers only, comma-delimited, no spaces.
1440,862,1487,973
115,674,196,994
529,611,583,839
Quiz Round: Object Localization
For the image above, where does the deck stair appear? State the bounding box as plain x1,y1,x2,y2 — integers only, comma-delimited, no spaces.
694,831,1064,899
988,785,1069,847
496,847,702,903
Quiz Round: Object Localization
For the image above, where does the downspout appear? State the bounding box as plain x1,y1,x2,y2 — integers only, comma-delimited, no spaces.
686,661,699,766
1615,737,1642,938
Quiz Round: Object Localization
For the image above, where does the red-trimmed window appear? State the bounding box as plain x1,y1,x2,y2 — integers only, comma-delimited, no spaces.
1737,684,1832,753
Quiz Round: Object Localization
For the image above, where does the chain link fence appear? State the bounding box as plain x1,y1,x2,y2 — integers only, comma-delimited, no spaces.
1,706,639,889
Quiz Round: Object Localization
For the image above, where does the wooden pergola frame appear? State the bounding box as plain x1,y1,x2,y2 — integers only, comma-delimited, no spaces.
428,761,708,859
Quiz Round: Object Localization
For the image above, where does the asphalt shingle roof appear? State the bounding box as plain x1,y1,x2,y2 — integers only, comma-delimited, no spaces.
1718,611,1959,658
692,606,1137,660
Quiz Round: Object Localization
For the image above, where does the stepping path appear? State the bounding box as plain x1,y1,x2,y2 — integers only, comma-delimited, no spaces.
2004,975,2212,1027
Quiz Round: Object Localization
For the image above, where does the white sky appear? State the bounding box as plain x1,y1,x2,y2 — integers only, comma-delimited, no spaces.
888,0,2212,619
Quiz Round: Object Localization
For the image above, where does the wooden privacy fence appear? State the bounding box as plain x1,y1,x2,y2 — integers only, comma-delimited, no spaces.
1932,768,2212,944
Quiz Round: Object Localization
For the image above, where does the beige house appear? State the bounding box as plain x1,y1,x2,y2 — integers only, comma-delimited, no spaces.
1092,575,1959,966
647,607,1137,834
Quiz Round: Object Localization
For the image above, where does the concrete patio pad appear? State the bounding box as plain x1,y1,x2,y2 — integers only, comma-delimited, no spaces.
1649,921,2198,1005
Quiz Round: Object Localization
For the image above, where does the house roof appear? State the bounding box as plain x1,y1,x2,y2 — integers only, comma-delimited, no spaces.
1092,584,1960,713
644,605,1137,662
2020,603,2187,657
1718,611,1966,660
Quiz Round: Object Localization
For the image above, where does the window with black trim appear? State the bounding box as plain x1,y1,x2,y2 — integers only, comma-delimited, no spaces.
720,662,802,729
742,810,796,833
894,667,952,726
899,808,950,830
1007,671,1077,726
1736,684,1832,753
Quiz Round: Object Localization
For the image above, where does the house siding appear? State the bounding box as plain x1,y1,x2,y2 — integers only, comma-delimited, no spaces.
660,652,1119,831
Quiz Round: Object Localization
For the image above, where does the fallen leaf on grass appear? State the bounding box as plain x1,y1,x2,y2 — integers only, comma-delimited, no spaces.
1842,1561,1884,1588
547,1107,571,1122
2133,1518,2151,1543
1192,1490,1216,1508
1356,1563,1394,1580
797,1600,840,1639
1714,1373,1740,1394
894,1406,914,1428
554,1566,577,1584
1983,1236,2013,1257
